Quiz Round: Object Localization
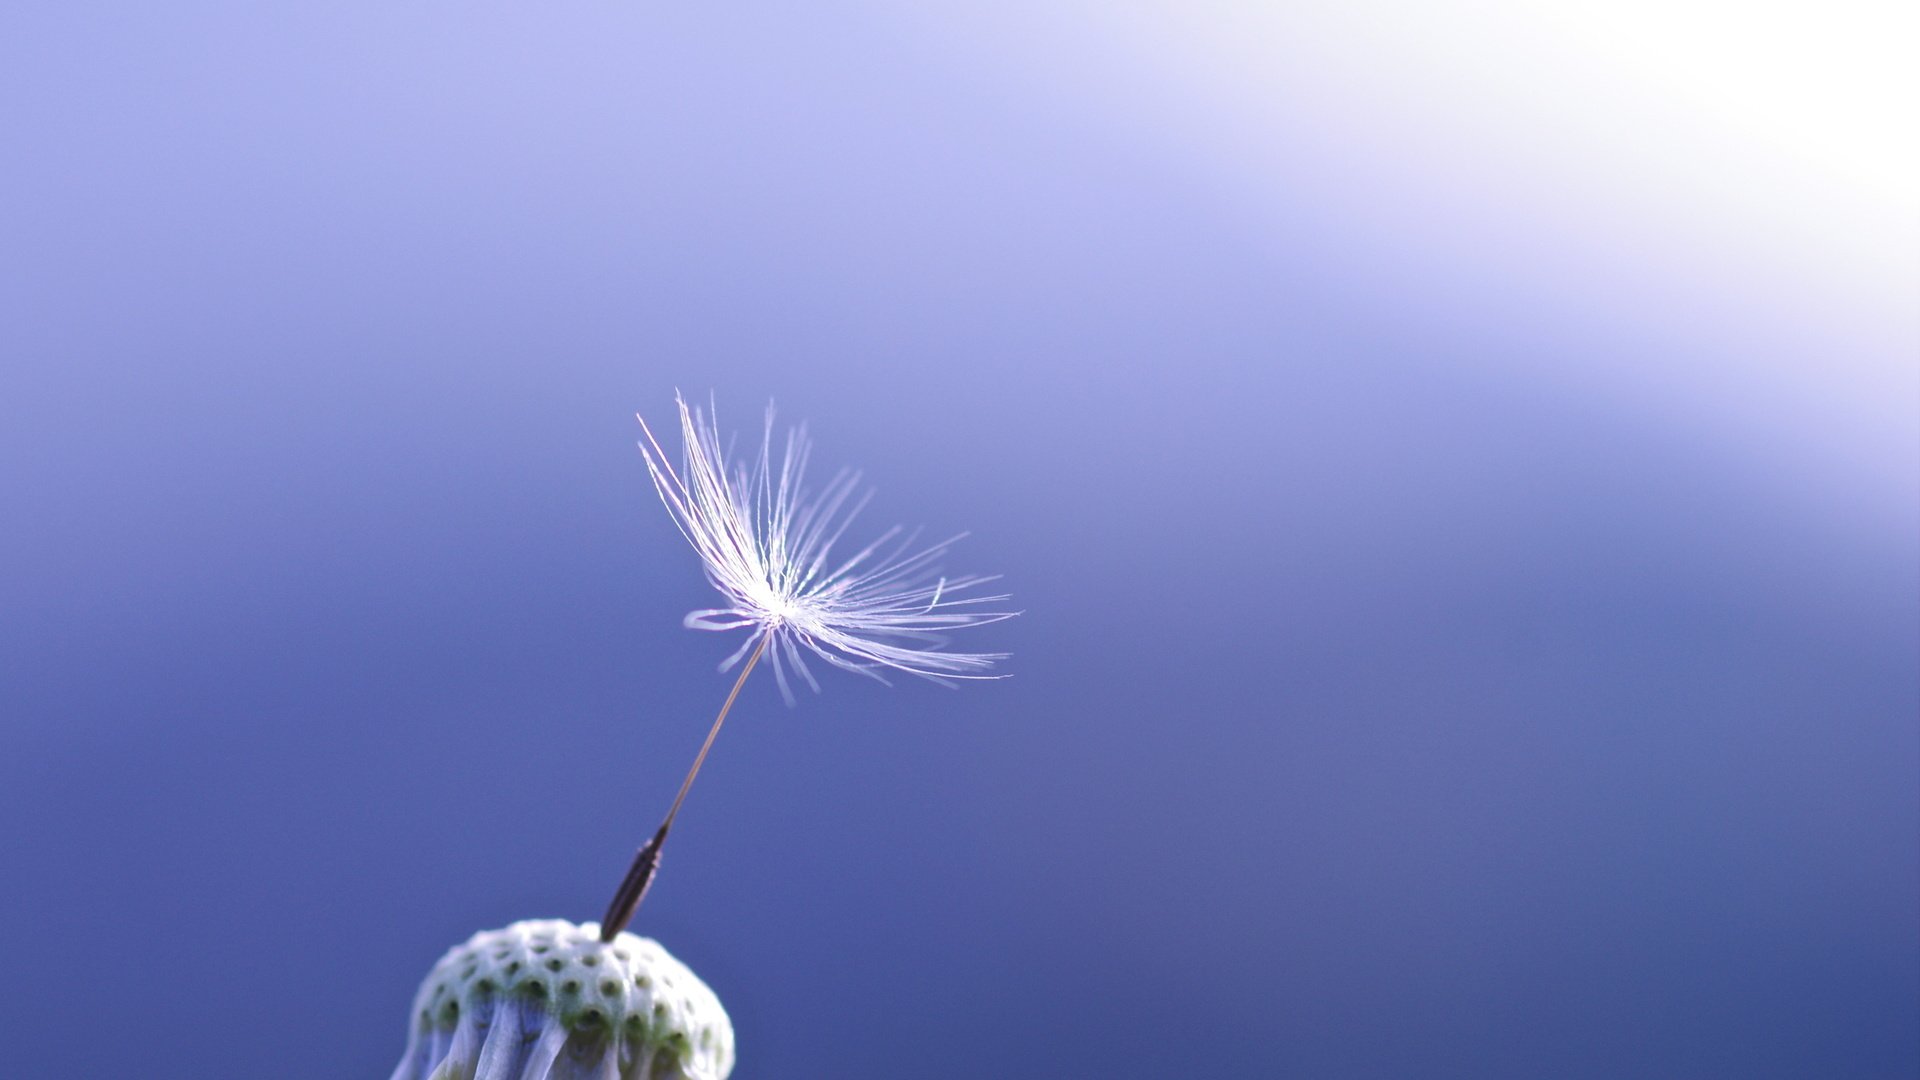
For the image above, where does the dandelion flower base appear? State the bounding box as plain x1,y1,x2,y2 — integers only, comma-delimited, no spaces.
391,919,733,1080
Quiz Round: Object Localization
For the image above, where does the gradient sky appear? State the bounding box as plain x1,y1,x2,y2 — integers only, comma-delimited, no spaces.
2,4,1915,1078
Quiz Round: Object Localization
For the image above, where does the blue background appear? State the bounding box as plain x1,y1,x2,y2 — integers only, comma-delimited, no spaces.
2,4,1915,1077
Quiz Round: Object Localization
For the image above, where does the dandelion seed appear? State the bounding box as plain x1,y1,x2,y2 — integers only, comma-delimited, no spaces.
597,394,1016,940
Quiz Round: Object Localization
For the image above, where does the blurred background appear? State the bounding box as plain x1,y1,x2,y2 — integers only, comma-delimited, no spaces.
2,3,1915,1077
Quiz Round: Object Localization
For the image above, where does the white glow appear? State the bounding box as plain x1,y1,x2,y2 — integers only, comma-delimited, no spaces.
902,0,1920,506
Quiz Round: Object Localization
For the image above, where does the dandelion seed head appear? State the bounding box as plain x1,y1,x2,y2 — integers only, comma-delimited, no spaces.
638,394,1015,702
390,920,732,1080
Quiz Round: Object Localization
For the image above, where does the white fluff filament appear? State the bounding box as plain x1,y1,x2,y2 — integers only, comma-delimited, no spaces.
637,395,1014,703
